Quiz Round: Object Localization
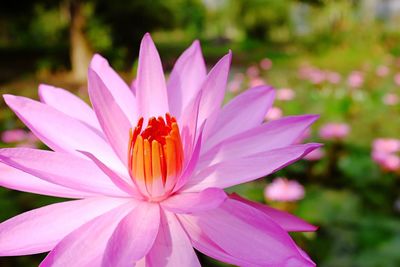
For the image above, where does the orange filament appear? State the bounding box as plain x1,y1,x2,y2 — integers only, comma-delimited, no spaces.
128,114,184,196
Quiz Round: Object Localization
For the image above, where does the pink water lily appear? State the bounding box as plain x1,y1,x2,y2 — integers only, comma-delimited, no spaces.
0,33,320,266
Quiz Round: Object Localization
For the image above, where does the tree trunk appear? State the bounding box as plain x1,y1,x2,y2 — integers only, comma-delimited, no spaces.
69,0,91,82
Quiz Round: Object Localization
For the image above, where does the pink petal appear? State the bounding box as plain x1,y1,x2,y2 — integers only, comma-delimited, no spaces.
89,54,138,124
198,115,319,169
40,201,138,267
168,40,206,118
0,197,130,256
197,52,232,126
179,91,202,162
88,65,132,165
0,148,129,197
78,150,142,198
102,202,160,266
230,193,317,232
161,188,227,214
136,33,169,120
0,162,91,198
203,85,275,150
3,95,125,173
178,215,256,266
144,210,200,267
179,198,313,266
38,84,101,131
184,143,321,191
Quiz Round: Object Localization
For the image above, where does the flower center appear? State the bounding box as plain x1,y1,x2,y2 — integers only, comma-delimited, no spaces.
128,113,184,199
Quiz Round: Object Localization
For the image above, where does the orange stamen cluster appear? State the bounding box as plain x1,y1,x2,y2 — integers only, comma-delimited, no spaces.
128,114,184,197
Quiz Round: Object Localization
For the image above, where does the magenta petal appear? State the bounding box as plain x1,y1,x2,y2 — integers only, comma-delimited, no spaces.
3,94,125,173
197,52,232,126
168,40,206,118
0,198,130,256
40,201,138,267
102,202,160,266
203,85,275,150
145,210,200,267
136,33,169,120
161,188,226,214
0,162,91,198
88,66,132,165
0,148,129,197
198,115,319,168
179,198,312,266
230,193,318,232
184,143,321,191
89,54,138,124
38,84,101,131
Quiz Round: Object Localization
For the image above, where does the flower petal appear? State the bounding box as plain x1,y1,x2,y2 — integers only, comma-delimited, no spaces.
184,143,321,191
88,65,132,165
230,193,317,232
38,84,101,131
179,198,313,266
161,188,227,214
202,85,275,150
89,54,138,124
136,33,168,120
78,150,142,198
0,197,130,256
3,95,125,173
144,210,200,267
198,115,319,169
102,202,160,266
168,40,206,118
0,148,129,197
40,201,138,267
0,162,90,198
197,51,232,126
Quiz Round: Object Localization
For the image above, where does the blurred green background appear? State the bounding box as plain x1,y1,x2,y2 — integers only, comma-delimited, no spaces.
1,0,400,266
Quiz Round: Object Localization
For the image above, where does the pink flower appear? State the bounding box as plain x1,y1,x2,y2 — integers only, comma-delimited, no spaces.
347,71,364,88
265,106,283,121
264,178,305,202
1,129,29,143
326,71,341,84
319,123,350,141
383,93,399,106
276,88,296,101
246,65,259,78
249,77,266,87
373,138,400,154
260,58,272,70
376,65,390,77
0,33,319,266
380,154,400,171
394,73,400,86
304,147,325,161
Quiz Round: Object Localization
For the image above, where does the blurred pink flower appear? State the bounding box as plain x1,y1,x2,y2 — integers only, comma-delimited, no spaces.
394,73,400,86
265,106,283,121
380,154,400,171
0,33,319,266
373,138,400,154
382,93,399,106
326,71,341,84
347,71,364,88
319,123,350,141
304,147,324,161
246,65,259,78
249,77,266,87
1,129,29,143
276,88,296,101
264,178,305,202
376,65,390,77
260,58,272,70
